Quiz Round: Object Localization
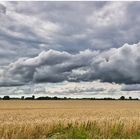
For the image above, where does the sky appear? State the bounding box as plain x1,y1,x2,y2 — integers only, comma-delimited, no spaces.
0,1,140,98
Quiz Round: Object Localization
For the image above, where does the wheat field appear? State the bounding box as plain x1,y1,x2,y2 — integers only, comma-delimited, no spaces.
0,100,139,138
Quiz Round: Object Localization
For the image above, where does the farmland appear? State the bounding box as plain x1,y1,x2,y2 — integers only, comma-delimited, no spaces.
0,100,139,138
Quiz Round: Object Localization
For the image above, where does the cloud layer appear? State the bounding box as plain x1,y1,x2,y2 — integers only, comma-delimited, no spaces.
0,2,140,65
0,42,140,87
0,2,140,97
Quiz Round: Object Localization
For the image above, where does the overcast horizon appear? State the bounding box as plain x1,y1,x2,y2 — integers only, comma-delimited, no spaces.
0,1,140,98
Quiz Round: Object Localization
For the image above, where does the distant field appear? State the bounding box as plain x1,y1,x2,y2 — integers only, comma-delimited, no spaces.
0,100,139,138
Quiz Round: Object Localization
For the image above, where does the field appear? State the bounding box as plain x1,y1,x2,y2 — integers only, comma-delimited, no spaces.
0,100,139,138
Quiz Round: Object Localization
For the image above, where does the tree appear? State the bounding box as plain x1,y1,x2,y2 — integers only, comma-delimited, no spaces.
64,97,67,100
129,96,132,100
32,95,35,100
21,96,24,100
119,96,125,100
53,96,58,100
3,96,10,100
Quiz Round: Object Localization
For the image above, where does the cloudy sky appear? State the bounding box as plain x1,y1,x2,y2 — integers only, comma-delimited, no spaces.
0,1,140,98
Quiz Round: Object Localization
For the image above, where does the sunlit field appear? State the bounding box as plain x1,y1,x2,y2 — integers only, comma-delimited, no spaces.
0,100,139,138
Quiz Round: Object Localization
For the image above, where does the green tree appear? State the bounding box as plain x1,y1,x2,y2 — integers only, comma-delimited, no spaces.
3,96,10,100
129,96,132,100
32,95,35,100
119,96,125,100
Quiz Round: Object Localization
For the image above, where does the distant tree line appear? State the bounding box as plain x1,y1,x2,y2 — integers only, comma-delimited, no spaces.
0,95,139,100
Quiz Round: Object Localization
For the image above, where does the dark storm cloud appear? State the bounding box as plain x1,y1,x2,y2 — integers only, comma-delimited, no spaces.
1,42,140,86
0,49,97,85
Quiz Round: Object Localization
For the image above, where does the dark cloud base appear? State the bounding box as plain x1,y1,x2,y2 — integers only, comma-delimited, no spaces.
0,42,140,87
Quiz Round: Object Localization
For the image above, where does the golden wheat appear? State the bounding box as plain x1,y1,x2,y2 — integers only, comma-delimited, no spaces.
0,100,139,138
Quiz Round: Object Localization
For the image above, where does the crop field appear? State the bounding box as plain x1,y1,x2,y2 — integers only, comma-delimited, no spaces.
0,100,139,138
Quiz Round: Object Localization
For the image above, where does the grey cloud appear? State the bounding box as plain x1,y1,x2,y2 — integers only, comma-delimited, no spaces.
1,42,140,86
1,49,97,85
0,4,6,14
121,84,140,91
1,1,140,64
77,43,140,84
